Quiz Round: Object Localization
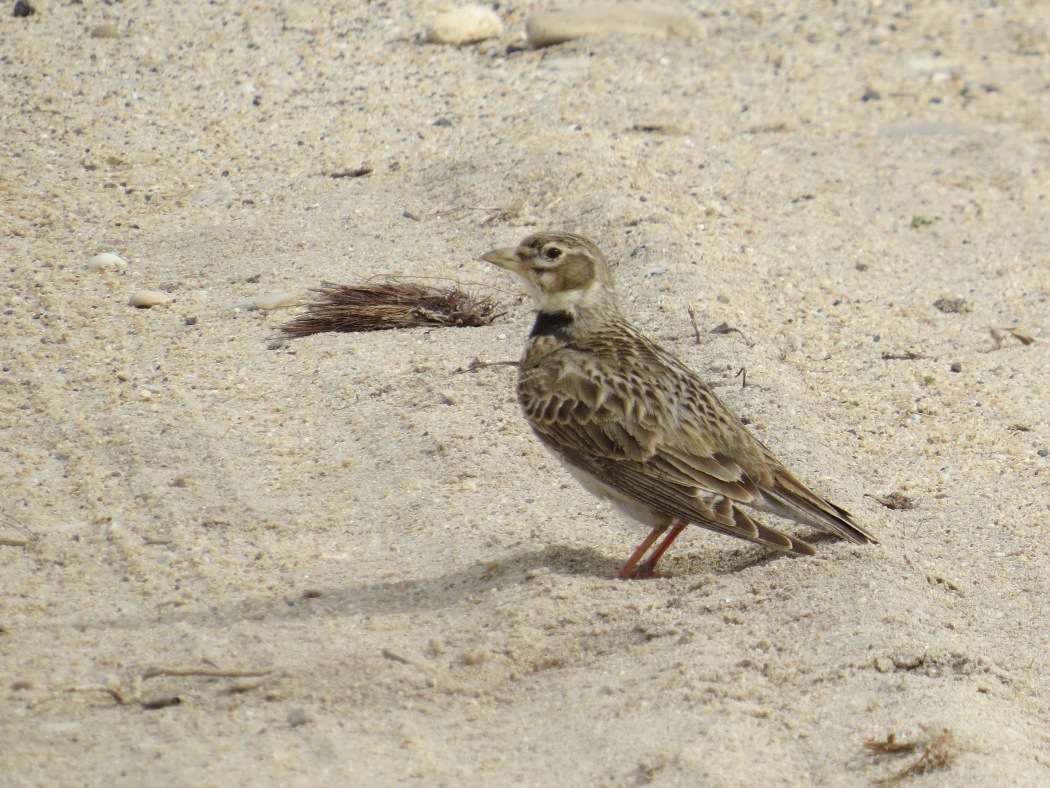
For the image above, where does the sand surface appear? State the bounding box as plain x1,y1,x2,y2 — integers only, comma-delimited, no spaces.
3,1,1049,784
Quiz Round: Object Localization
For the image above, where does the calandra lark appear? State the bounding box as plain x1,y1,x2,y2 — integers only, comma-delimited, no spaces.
481,231,876,579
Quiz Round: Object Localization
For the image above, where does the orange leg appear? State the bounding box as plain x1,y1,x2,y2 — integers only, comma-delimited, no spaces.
616,525,666,580
634,521,687,578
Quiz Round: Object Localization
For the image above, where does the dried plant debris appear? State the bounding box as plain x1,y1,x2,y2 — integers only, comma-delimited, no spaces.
454,357,519,374
280,280,500,338
933,297,971,314
708,320,754,346
326,165,373,178
867,491,916,511
29,665,281,709
988,327,1035,349
865,728,956,785
1,512,37,547
481,197,524,226
881,350,924,361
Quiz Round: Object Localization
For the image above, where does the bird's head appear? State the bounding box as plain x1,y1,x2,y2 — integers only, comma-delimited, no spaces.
481,231,619,317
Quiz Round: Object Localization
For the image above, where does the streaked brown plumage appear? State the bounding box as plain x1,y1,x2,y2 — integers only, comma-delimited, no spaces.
481,231,876,579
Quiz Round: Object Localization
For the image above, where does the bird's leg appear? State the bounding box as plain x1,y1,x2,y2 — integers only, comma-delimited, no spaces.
616,525,666,580
634,520,688,578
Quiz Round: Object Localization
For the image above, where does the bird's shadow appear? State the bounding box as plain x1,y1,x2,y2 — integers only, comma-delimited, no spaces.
218,540,804,623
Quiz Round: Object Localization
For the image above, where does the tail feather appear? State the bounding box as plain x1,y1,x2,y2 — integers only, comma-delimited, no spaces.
764,470,877,545
727,502,817,556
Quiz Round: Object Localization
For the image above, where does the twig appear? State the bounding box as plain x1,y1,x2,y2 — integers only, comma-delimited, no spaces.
687,307,703,345
454,357,519,374
881,350,924,361
141,666,279,680
709,321,754,347
29,665,281,710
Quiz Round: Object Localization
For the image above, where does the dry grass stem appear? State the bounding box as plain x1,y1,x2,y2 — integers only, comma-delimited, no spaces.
1,511,37,547
709,321,754,347
988,327,1035,350
280,280,500,338
865,729,956,785
29,665,282,710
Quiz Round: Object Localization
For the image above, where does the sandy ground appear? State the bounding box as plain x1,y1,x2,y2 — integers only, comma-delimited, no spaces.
2,0,1049,784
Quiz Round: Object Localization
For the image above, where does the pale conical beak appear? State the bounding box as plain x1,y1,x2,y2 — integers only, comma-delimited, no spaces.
480,246,525,275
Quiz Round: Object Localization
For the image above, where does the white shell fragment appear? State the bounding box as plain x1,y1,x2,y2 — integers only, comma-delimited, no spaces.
228,291,302,311
526,4,702,48
128,290,172,308
427,5,503,45
88,252,128,271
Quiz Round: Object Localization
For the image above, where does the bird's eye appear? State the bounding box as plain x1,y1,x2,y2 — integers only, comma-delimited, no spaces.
543,246,562,261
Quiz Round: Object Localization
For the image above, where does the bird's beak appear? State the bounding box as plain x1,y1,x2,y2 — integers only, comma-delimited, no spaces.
480,246,525,275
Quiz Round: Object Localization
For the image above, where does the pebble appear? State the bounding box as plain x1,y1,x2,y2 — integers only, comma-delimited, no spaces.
287,708,313,727
427,5,502,45
526,4,702,48
229,676,268,693
88,252,128,272
227,291,301,311
90,24,122,39
128,290,172,308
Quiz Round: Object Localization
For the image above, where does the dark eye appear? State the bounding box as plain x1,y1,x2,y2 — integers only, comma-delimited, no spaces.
543,246,562,260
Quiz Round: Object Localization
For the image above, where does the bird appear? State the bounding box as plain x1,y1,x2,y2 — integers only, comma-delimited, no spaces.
480,231,876,579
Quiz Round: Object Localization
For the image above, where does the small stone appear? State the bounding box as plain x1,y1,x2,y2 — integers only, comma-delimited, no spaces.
88,252,128,272
427,5,502,45
287,708,313,727
228,291,301,311
128,290,172,308
526,4,702,48
90,23,122,39
13,0,36,18
229,676,268,693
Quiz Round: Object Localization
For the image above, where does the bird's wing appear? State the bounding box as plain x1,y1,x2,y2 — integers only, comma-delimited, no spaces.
520,353,817,554
520,345,875,548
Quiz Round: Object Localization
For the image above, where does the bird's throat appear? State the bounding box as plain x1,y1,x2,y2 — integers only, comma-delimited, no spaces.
530,311,575,340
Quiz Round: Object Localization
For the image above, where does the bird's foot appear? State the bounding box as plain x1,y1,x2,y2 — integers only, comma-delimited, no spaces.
618,565,670,580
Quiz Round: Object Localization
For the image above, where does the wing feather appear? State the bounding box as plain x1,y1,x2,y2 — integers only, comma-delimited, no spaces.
519,336,875,550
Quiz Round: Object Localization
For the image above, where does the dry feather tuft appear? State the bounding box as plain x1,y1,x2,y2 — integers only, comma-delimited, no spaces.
279,280,501,338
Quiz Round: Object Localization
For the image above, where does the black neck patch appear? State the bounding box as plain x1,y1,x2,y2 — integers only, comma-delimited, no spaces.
530,311,574,339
